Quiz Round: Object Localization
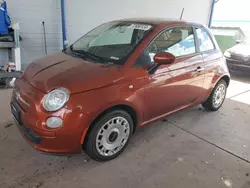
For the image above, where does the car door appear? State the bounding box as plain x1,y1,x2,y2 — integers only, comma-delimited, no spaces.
194,27,223,95
135,26,205,122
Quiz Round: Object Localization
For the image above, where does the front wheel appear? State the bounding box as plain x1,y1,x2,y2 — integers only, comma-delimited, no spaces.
84,110,133,162
202,79,227,111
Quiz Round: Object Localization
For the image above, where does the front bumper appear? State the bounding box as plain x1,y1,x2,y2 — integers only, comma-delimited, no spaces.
11,98,89,154
11,78,90,154
226,59,250,72
11,97,90,154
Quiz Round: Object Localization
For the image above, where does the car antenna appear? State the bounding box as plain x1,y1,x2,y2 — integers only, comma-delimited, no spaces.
42,21,48,55
180,8,184,20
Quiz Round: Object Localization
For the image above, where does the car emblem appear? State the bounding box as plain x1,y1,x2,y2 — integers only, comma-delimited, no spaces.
16,92,30,107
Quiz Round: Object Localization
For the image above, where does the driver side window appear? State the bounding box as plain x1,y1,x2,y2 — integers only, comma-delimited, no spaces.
135,26,196,67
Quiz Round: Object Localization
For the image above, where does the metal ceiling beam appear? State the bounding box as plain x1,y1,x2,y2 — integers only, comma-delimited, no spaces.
208,0,216,28
61,0,67,49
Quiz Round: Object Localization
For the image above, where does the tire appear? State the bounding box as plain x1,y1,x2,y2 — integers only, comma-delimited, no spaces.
202,79,227,111
84,110,133,162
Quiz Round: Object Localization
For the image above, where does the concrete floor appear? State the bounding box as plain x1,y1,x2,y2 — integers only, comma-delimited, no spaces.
1,74,250,188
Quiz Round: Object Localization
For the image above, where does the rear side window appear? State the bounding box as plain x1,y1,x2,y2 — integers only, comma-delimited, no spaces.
135,26,196,67
196,28,215,52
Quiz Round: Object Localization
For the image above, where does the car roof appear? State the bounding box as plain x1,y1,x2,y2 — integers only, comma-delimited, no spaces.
115,18,203,27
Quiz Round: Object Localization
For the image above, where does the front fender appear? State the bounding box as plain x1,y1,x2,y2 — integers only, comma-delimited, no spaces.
69,83,145,130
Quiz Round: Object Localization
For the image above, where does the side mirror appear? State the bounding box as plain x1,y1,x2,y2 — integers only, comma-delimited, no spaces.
154,52,176,65
148,52,176,74
236,40,241,44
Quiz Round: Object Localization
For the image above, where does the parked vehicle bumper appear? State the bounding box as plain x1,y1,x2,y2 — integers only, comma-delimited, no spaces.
226,58,250,72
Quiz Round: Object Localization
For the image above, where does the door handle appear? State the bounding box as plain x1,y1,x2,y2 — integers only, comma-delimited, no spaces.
196,67,204,72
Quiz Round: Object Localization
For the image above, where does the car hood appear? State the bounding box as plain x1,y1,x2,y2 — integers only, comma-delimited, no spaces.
24,52,124,94
228,44,250,56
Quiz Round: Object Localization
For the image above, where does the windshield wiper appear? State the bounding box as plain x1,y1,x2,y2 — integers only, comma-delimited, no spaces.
71,49,105,63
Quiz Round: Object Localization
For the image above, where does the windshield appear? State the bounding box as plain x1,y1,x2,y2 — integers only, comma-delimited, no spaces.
67,21,153,65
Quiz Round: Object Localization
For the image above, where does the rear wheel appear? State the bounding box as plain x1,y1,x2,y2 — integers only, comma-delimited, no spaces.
202,79,227,111
84,110,133,162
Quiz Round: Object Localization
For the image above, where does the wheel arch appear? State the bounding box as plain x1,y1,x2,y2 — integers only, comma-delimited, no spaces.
207,74,230,99
220,75,230,87
82,103,139,146
213,74,230,89
94,104,138,133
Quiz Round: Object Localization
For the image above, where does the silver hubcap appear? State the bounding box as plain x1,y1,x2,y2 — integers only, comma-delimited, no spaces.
213,84,226,108
96,117,130,156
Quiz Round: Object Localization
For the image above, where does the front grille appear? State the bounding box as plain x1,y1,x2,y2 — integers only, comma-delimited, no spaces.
12,90,26,111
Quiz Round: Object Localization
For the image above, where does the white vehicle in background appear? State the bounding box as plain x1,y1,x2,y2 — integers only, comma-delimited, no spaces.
224,37,250,73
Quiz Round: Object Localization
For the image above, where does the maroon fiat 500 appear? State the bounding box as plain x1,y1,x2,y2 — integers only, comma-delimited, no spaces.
11,18,230,161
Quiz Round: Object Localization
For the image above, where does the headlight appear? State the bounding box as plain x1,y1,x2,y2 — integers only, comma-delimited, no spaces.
224,51,231,58
243,56,250,61
42,88,70,112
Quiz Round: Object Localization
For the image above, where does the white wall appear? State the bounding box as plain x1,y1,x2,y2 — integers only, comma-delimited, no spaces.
7,0,62,69
66,0,213,44
212,0,250,36
213,0,250,21
3,0,213,68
